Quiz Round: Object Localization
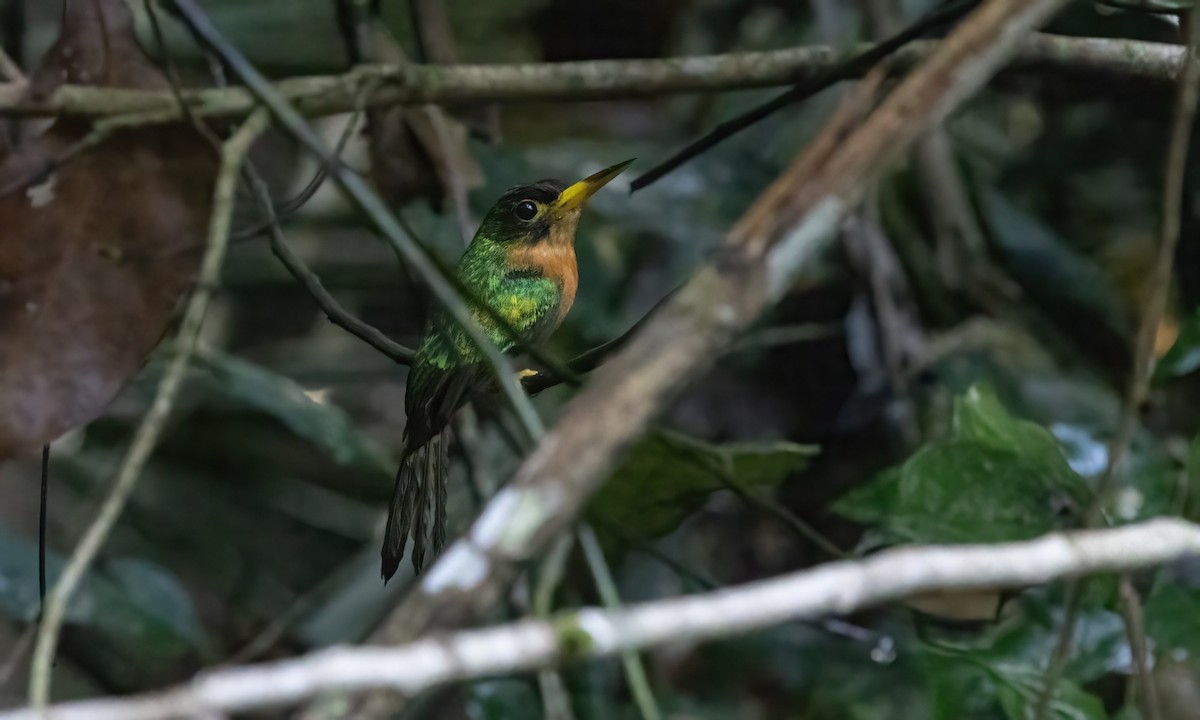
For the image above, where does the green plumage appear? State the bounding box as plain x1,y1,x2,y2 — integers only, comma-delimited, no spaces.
381,182,569,581
380,160,631,582
417,236,563,372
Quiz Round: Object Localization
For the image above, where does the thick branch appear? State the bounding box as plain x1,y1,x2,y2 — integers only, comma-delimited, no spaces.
4,519,1199,720
0,35,1182,122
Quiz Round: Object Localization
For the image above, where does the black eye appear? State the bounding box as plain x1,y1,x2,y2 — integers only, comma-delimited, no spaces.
514,200,538,222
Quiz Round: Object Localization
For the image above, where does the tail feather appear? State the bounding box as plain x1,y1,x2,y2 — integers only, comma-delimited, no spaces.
411,447,432,573
433,436,448,552
381,448,420,582
381,431,449,582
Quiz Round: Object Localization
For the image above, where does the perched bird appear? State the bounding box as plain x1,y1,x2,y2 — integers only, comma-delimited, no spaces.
382,159,634,582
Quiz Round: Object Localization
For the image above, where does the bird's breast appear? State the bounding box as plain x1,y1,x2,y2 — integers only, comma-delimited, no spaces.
506,242,578,326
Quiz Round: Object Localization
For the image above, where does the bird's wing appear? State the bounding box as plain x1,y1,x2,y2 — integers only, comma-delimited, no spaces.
403,357,486,453
402,275,562,451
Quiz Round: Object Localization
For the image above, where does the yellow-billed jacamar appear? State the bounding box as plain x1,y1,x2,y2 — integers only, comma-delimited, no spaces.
382,159,634,582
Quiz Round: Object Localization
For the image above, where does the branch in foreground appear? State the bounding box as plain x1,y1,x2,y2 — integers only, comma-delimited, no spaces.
5,519,1199,720
316,1,1073,718
0,35,1183,122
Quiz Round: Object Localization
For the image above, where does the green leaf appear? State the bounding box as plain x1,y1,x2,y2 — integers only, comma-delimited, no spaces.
106,559,211,653
464,679,543,720
1187,433,1200,522
0,527,211,688
1156,308,1200,380
993,668,1106,720
1144,581,1200,658
833,467,900,525
590,431,818,539
920,598,1120,720
921,650,996,720
836,384,1088,544
162,351,394,475
887,442,1073,544
956,385,1055,454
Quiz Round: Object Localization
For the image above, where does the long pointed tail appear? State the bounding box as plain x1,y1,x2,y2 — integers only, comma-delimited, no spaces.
381,431,448,582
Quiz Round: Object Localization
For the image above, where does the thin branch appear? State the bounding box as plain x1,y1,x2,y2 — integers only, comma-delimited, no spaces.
534,535,577,720
0,35,1186,122
629,0,977,191
519,289,677,395
244,169,416,364
579,526,663,720
601,520,891,649
26,109,272,710
712,456,847,559
4,519,1200,720
230,95,369,242
1118,576,1162,720
0,624,35,692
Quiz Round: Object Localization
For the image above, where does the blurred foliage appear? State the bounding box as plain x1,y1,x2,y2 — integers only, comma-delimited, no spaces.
837,383,1089,546
592,431,817,541
4,0,1200,718
1157,308,1200,379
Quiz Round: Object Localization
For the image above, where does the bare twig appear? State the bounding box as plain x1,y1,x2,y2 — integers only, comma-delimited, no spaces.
4,519,1200,720
712,454,847,559
26,109,271,709
0,624,35,692
534,535,577,720
630,0,977,191
579,526,663,720
244,169,416,365
0,35,1186,122
1118,576,1162,719
518,290,677,395
230,96,370,242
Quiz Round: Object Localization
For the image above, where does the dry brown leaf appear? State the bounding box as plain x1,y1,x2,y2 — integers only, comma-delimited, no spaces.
904,587,1005,622
0,0,219,460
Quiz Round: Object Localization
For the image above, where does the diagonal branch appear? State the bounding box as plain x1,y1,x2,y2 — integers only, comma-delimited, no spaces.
4,518,1200,720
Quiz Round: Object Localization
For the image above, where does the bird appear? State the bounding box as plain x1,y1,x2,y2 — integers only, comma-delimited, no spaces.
382,158,634,582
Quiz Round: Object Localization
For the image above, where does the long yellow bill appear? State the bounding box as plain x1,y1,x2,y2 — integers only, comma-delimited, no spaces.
555,158,635,212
